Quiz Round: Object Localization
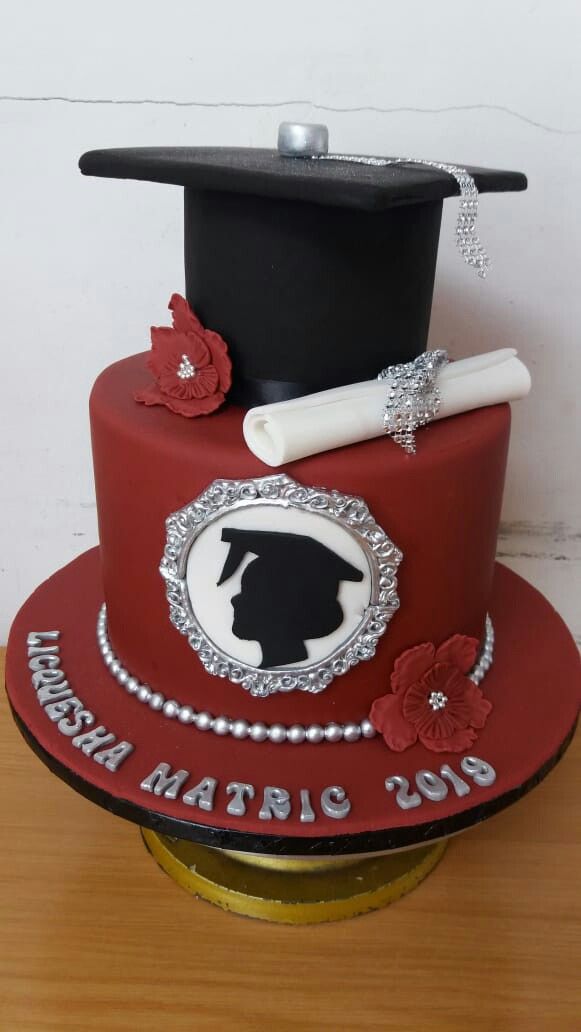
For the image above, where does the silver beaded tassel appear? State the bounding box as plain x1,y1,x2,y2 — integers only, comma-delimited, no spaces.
316,153,492,278
278,124,492,278
378,349,449,454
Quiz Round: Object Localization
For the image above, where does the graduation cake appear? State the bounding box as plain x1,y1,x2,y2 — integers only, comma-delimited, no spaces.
6,123,580,921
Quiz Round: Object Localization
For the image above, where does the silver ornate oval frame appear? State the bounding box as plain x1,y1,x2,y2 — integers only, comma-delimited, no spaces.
160,474,402,698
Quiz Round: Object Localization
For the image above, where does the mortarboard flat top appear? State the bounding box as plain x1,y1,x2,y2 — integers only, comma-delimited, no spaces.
79,147,527,211
78,134,528,404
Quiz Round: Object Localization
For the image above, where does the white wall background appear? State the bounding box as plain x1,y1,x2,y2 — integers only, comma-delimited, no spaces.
1,0,579,641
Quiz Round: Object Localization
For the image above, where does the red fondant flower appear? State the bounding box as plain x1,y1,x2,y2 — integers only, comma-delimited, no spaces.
369,634,492,753
134,294,232,417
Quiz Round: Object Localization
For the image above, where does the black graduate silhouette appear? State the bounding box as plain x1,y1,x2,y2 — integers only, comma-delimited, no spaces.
217,528,364,669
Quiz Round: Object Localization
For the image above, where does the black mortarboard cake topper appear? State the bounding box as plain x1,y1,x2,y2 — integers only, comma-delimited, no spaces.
80,127,527,406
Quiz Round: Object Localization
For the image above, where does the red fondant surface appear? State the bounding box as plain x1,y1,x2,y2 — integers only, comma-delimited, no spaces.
90,353,511,726
6,549,580,842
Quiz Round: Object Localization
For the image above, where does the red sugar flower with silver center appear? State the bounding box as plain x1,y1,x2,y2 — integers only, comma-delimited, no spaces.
369,634,493,753
134,294,232,417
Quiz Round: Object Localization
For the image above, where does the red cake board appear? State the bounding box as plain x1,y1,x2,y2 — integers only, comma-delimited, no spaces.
6,548,580,856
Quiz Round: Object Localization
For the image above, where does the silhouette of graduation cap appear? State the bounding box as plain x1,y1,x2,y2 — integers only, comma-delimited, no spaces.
79,126,526,406
217,528,364,587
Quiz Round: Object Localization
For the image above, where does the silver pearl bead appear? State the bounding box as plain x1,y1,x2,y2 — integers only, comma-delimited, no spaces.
97,632,107,647
213,715,231,736
249,722,268,742
306,724,324,744
148,692,165,711
110,660,121,677
103,652,114,667
231,719,250,740
178,705,196,724
287,724,306,744
268,723,287,744
125,677,139,694
324,723,343,743
163,700,179,719
137,685,152,703
116,669,129,686
343,722,361,743
360,719,376,739
195,711,213,731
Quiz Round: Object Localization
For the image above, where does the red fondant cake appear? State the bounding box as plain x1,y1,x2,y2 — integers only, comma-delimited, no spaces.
5,127,580,863
91,353,509,728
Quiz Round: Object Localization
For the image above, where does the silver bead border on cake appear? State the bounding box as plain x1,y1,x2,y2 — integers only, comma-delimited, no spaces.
469,614,494,685
96,605,494,744
96,601,374,743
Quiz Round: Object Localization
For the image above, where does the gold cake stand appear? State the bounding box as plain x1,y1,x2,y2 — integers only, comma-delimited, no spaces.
141,829,448,924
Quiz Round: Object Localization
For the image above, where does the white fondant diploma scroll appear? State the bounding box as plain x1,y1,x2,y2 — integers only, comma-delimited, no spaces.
243,349,531,467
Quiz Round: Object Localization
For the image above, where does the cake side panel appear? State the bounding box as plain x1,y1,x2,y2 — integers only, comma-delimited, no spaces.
90,353,510,726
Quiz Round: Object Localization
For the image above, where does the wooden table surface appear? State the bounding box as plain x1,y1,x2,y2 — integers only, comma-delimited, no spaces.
2,649,580,1032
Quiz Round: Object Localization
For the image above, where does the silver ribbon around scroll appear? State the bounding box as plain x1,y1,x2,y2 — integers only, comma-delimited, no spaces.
378,349,450,455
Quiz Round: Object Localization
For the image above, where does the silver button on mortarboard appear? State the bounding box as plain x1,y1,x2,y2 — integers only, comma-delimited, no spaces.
277,122,329,157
